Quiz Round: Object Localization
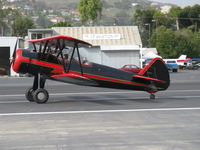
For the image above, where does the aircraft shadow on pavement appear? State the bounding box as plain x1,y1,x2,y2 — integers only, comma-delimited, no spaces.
68,95,122,106
47,95,167,105
50,95,122,105
48,94,187,105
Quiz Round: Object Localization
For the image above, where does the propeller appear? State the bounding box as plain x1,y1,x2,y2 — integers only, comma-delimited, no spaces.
10,38,18,66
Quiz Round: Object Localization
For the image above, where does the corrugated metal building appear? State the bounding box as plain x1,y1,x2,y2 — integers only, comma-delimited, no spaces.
52,26,142,68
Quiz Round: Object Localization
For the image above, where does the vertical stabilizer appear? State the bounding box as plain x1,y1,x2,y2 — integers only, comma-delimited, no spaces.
178,55,187,60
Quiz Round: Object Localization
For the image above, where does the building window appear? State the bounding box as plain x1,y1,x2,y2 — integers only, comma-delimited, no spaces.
31,33,43,40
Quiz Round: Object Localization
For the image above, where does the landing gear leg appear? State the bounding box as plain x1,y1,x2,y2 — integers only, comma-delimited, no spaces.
150,93,155,99
147,89,156,100
25,74,49,104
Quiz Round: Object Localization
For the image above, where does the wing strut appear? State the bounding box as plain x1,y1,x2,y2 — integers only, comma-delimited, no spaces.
33,43,36,52
66,41,83,76
67,43,75,72
76,42,83,76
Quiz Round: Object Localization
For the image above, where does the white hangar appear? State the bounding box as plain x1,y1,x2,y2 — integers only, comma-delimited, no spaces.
0,37,22,76
52,26,142,68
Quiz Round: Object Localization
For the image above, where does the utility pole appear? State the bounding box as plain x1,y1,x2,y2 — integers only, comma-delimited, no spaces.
152,19,157,47
176,18,180,30
145,23,151,39
1,26,3,36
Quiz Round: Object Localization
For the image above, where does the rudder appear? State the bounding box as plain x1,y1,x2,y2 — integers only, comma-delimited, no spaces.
139,57,170,91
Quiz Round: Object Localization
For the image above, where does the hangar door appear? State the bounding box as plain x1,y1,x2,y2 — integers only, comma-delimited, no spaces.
0,47,10,75
80,46,101,64
102,50,140,68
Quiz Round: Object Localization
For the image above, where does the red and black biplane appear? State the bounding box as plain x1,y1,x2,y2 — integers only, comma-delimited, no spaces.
11,35,170,103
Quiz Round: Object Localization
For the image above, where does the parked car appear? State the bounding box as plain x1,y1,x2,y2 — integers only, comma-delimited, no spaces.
165,60,178,72
192,63,200,69
143,59,152,67
120,64,142,73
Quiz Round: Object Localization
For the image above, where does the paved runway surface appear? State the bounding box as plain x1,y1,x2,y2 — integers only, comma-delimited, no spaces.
0,70,200,150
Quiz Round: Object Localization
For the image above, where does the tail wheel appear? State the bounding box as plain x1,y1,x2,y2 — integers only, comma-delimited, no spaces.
150,93,155,99
25,87,35,102
148,90,156,100
33,88,49,104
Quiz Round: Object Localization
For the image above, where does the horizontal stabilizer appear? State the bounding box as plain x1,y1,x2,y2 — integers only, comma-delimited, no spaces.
51,73,97,86
178,55,187,60
133,75,166,83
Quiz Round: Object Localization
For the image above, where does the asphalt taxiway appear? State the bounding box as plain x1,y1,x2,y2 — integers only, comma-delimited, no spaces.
0,70,200,150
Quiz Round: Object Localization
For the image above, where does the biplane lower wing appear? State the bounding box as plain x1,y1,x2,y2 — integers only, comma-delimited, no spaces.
51,73,98,86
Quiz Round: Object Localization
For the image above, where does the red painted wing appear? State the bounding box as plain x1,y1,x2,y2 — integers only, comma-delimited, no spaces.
28,35,92,48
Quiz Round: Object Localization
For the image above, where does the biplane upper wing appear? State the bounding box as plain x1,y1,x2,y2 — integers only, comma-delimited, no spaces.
28,35,92,48
51,73,98,86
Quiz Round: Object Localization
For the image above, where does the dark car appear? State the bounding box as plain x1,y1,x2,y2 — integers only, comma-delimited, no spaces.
192,63,200,69
120,64,142,73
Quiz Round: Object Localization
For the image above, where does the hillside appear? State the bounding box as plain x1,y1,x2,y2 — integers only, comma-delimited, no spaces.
33,0,175,25
36,0,175,10
36,0,78,9
3,0,176,27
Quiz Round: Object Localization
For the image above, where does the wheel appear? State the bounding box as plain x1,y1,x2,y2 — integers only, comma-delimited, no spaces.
33,88,49,104
150,94,155,99
25,87,35,102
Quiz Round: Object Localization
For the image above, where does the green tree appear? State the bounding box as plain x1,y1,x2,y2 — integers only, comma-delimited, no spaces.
0,0,21,36
4,8,21,35
49,21,72,27
173,29,200,58
192,31,200,57
78,0,102,25
133,8,157,27
132,8,157,47
12,17,35,37
149,27,200,58
179,5,200,31
149,26,177,58
153,11,170,28
174,30,194,57
168,6,182,30
0,0,5,35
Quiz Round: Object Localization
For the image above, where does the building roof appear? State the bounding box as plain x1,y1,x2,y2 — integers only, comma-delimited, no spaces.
52,26,142,47
141,48,158,55
28,29,54,33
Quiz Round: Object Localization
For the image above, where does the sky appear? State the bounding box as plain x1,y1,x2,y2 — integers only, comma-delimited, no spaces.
150,0,200,7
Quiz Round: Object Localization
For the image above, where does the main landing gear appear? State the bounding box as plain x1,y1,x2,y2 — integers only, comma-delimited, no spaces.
25,74,49,104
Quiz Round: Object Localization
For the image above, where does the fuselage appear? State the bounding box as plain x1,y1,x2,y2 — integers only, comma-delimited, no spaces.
12,49,152,91
164,55,190,66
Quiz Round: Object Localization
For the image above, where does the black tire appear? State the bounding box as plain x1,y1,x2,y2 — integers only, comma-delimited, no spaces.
150,94,155,99
25,87,35,102
33,88,49,104
173,69,178,72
